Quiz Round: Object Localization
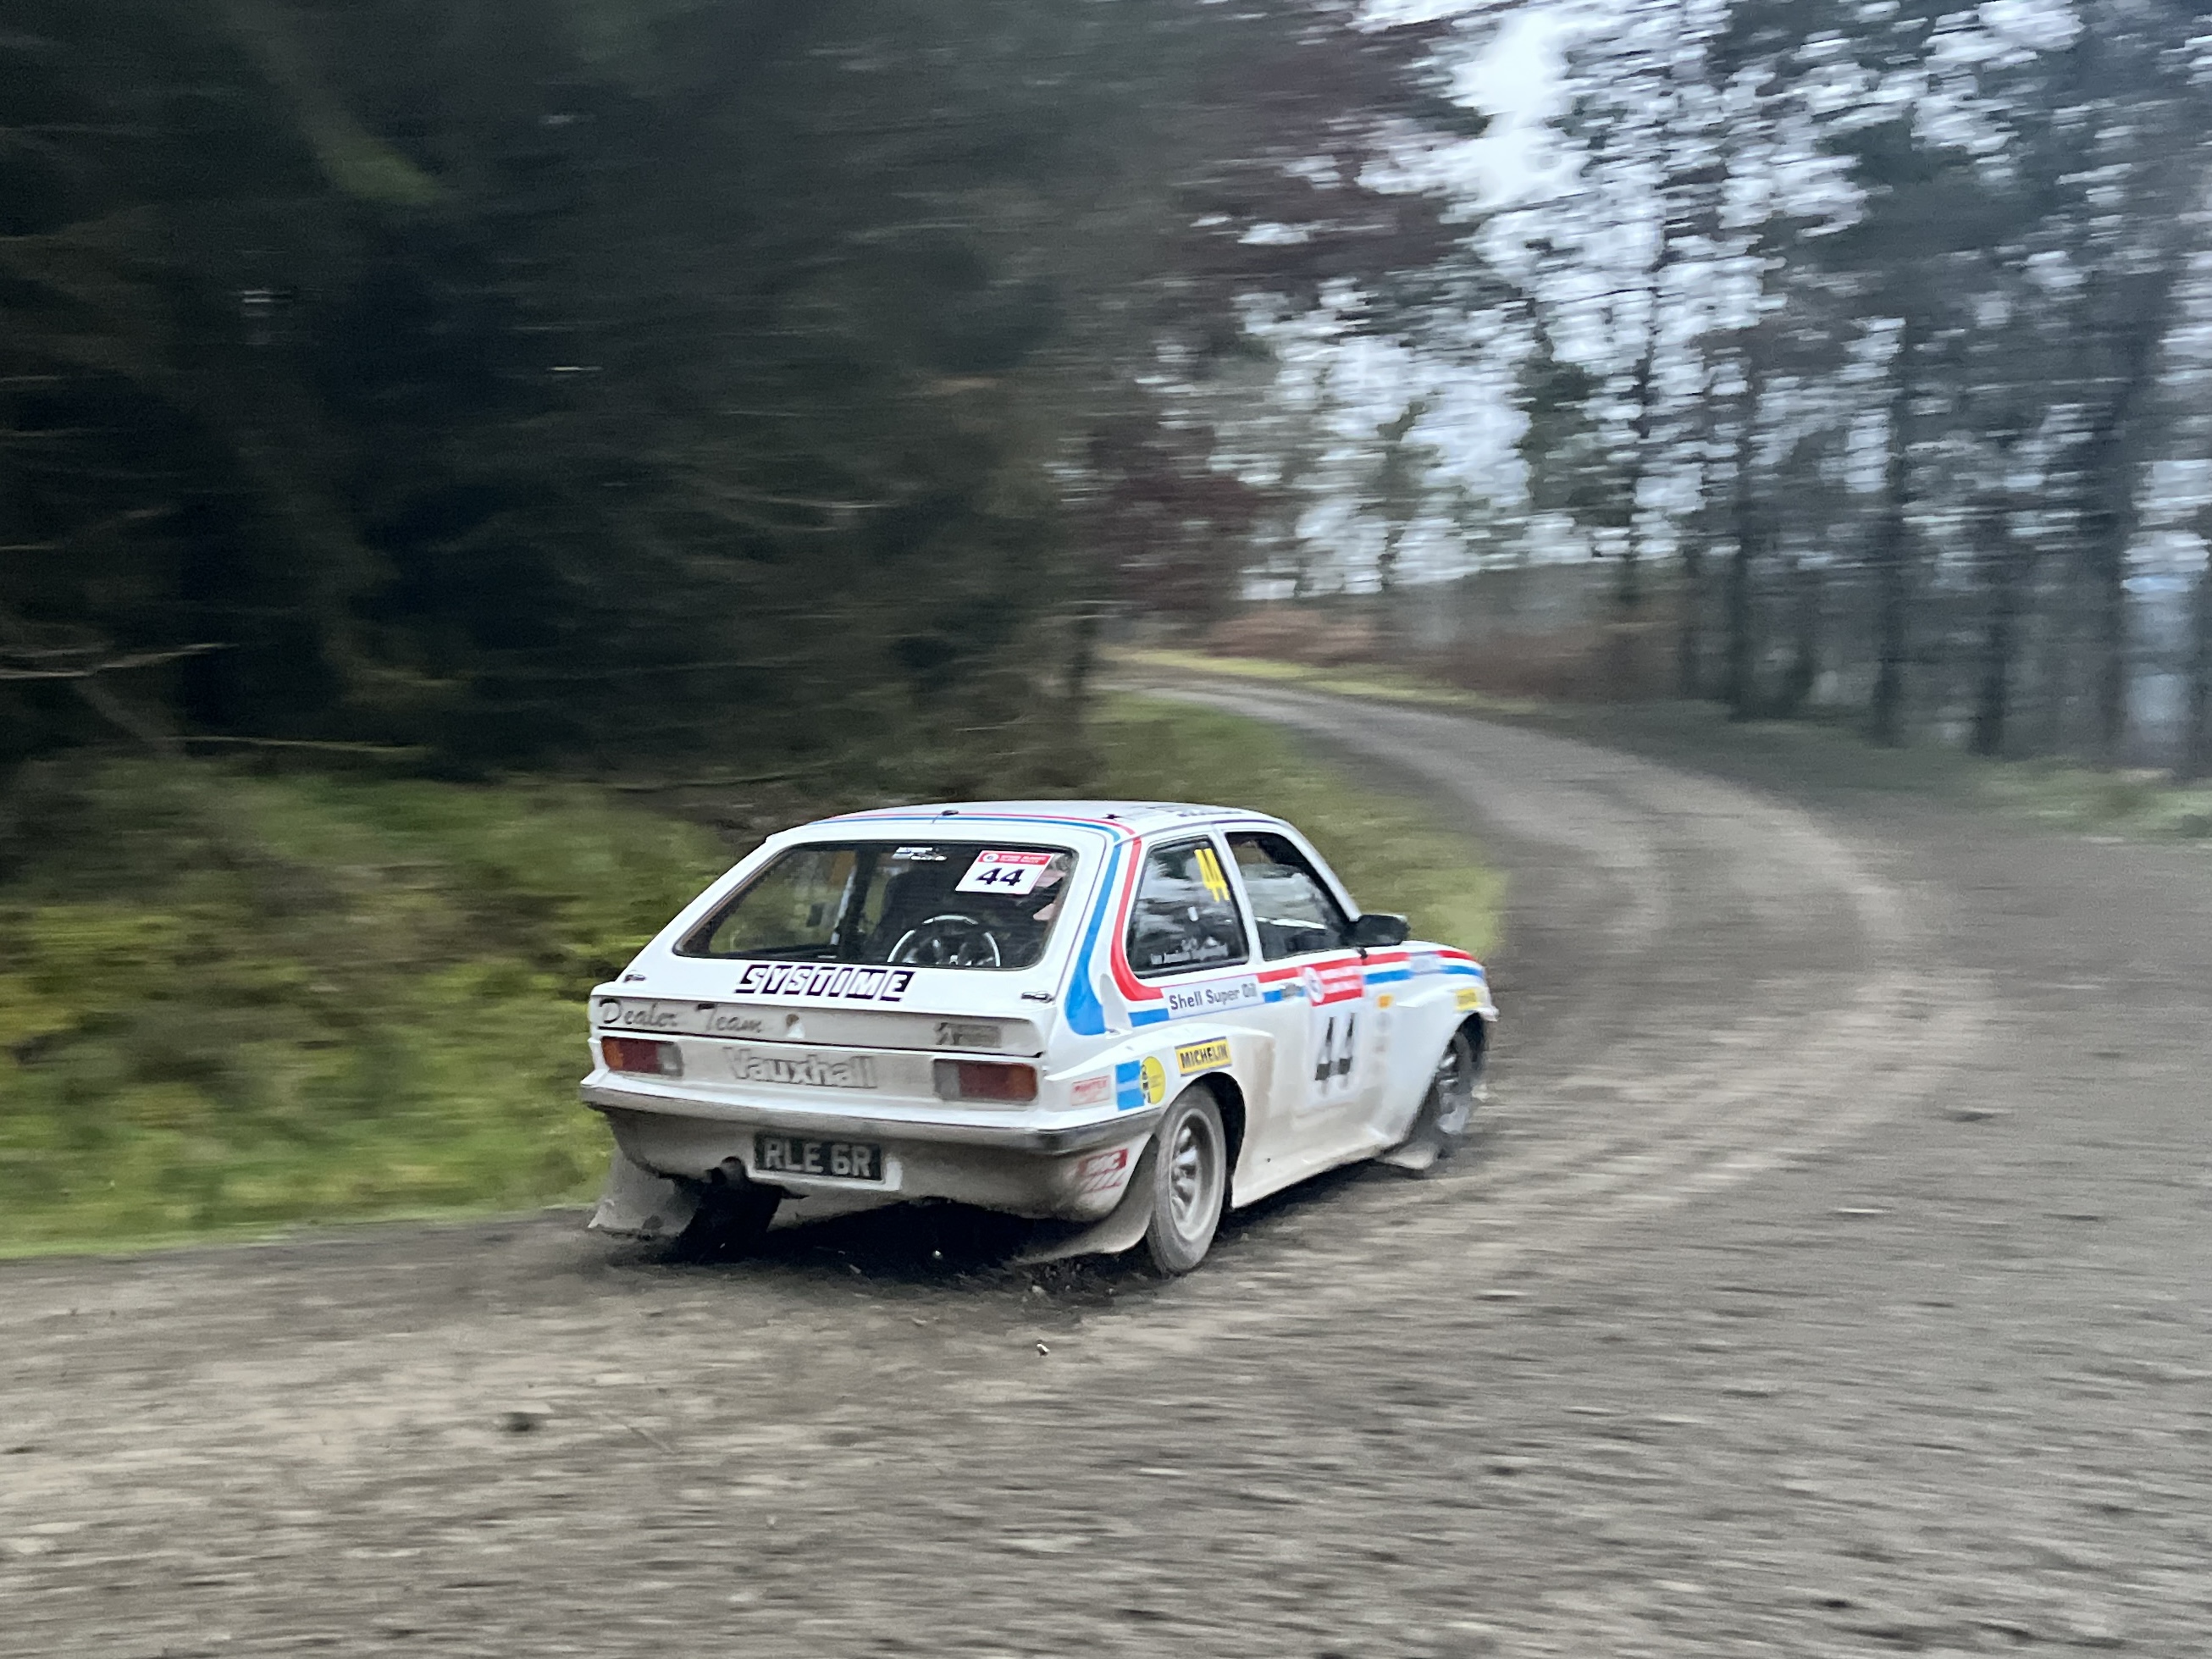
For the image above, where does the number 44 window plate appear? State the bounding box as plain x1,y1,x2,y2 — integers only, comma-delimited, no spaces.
955,850,1053,895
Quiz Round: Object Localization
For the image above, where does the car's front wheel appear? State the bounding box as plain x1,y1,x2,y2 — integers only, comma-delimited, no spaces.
1142,1085,1229,1276
1385,1023,1483,1173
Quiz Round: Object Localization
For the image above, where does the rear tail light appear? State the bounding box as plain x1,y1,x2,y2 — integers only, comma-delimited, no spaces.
932,1059,1038,1104
602,1036,683,1078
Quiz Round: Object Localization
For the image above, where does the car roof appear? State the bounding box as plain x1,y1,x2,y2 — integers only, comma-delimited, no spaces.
821,800,1283,838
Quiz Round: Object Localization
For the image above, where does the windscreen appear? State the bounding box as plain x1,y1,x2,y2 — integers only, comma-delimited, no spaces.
679,842,1077,971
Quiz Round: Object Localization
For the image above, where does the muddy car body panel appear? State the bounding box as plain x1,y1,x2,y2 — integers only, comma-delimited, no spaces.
579,802,1495,1253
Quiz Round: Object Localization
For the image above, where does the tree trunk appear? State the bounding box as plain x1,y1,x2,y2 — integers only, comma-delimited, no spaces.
2183,508,2212,782
2077,259,2187,766
1723,507,1756,719
1615,275,1666,698
1723,332,1767,720
1867,316,1921,747
1673,390,1721,701
1677,510,1708,700
1773,553,1821,717
1065,600,1100,721
1970,490,2025,758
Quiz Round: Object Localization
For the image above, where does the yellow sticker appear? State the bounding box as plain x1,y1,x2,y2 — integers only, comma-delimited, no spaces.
1138,1055,1168,1106
1175,1038,1231,1074
1194,845,1231,904
1455,987,1484,1012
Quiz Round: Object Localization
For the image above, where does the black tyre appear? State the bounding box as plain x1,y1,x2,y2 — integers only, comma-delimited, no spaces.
1142,1085,1229,1276
1416,1023,1482,1154
668,1172,782,1262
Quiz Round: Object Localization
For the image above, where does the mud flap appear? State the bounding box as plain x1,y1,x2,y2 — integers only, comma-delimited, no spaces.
1380,1077,1489,1173
588,1147,700,1241
1377,1132,1442,1173
1011,1140,1159,1267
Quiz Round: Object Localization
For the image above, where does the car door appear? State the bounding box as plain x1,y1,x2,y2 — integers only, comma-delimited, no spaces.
1224,829,1377,1151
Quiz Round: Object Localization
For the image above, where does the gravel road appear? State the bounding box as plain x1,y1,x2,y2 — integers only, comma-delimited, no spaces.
4,687,2208,1658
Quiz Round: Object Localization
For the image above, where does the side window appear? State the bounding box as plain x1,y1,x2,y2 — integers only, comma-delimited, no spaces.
1125,838,1250,976
1227,832,1352,961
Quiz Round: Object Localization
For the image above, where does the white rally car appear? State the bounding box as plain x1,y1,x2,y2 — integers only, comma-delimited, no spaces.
581,801,1495,1274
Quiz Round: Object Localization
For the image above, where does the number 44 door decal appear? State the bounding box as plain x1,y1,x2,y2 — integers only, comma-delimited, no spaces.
1299,959,1368,1102
1313,1009,1358,1088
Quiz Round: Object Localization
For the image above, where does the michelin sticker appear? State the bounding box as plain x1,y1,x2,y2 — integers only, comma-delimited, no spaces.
1176,1038,1231,1074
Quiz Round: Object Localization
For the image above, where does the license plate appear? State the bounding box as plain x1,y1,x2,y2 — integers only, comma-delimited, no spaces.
754,1135,884,1183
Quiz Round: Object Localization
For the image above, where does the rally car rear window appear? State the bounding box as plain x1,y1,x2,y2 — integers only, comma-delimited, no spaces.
678,842,1077,971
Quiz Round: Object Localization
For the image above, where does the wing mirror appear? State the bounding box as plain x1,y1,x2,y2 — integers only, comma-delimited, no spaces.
1350,912,1409,948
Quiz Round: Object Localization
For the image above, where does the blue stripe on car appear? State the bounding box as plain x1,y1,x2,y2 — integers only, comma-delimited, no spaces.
1061,841,1125,1037
1114,1060,1144,1112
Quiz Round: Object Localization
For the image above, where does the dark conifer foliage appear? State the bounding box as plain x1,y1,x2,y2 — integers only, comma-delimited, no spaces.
0,0,1469,780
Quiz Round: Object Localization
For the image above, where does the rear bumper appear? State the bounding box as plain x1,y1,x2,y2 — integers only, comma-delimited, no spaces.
579,1081,1160,1220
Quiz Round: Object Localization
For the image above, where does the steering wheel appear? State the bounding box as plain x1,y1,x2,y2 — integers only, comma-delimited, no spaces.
888,913,1004,969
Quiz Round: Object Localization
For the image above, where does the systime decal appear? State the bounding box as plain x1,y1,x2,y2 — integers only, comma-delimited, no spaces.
732,962,916,1004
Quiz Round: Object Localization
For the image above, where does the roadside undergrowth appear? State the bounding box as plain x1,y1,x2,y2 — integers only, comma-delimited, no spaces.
0,762,729,1257
0,703,1502,1257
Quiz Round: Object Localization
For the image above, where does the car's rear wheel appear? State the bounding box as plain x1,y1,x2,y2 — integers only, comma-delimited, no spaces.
669,1170,782,1262
1142,1085,1228,1276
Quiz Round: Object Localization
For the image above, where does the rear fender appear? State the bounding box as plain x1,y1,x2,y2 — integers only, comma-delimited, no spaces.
588,1145,700,1241
1012,1138,1159,1265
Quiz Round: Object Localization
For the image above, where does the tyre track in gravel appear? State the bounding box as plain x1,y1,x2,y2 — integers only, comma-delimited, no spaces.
0,687,2078,1659
1120,683,1999,1317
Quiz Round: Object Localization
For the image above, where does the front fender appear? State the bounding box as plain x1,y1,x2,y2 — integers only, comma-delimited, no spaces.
1374,977,1485,1143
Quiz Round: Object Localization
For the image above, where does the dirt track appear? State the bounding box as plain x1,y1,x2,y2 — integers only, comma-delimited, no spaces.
4,687,2209,1657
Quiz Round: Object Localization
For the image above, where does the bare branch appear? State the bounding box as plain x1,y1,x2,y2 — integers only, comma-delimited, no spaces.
0,642,229,681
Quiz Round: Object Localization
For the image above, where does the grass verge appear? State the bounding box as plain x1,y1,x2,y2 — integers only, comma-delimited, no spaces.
1111,645,1541,716
0,762,730,1258
0,701,1501,1257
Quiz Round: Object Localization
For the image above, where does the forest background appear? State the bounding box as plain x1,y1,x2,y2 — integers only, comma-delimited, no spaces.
2,0,2208,1245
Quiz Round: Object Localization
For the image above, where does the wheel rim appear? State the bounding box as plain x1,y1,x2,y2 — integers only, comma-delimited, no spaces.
1430,1034,1475,1136
1164,1109,1221,1242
